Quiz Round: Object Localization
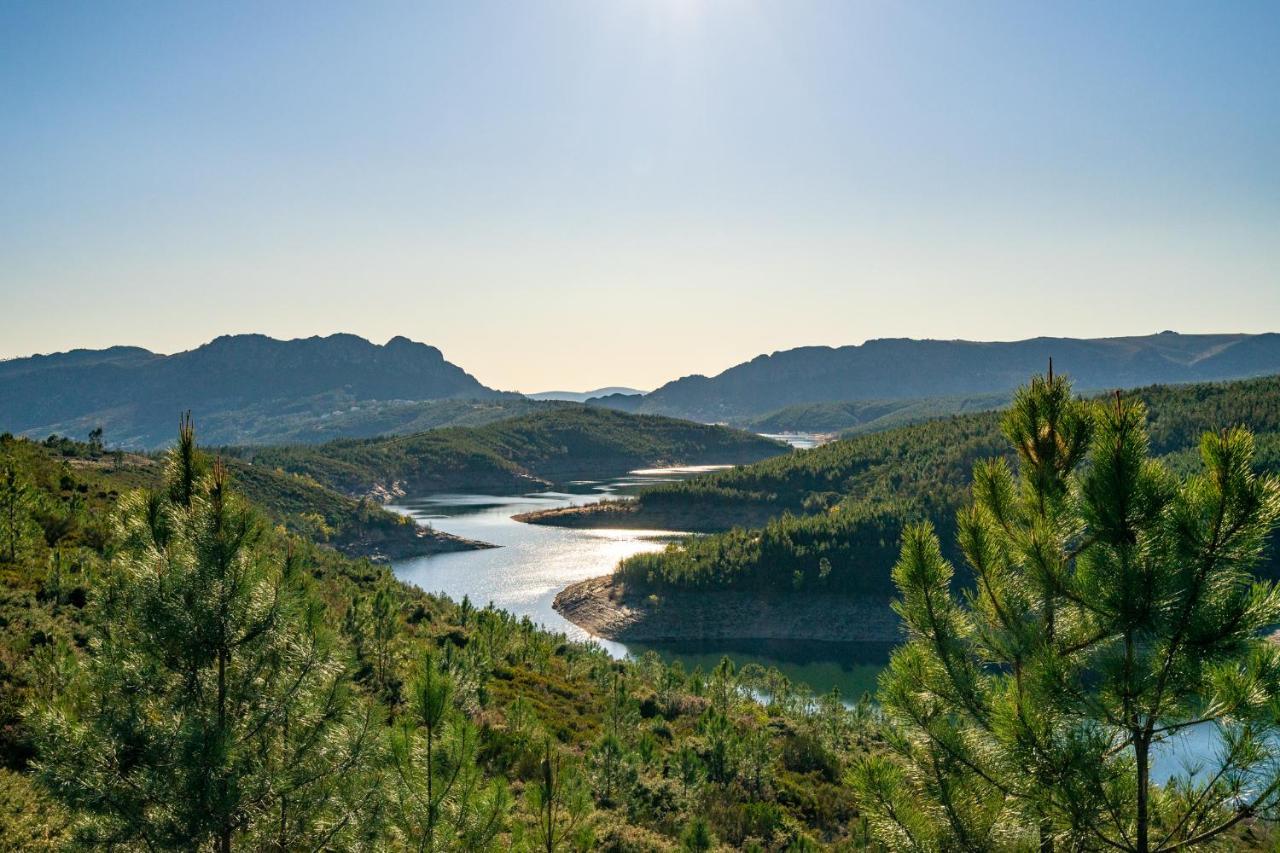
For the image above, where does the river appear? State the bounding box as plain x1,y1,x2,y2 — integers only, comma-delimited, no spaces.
390,460,886,699
391,453,1214,778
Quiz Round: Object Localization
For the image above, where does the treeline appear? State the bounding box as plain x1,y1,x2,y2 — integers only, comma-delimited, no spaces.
0,427,878,850
238,407,786,498
620,375,1280,595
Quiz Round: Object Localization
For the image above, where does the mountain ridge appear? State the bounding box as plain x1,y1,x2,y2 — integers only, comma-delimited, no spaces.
588,332,1280,423
0,333,502,448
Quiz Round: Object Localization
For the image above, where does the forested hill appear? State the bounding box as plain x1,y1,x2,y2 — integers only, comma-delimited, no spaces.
614,374,1280,597
237,406,788,498
0,333,504,448
590,332,1280,423
0,429,885,850
0,434,479,563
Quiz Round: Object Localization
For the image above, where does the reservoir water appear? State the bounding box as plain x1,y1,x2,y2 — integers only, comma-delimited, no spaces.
391,456,1216,779
390,462,888,698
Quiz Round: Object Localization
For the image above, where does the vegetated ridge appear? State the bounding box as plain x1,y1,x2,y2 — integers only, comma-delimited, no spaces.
552,374,1280,641
236,406,789,500
589,332,1280,425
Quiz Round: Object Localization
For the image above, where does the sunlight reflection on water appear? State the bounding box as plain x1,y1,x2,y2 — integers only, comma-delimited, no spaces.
390,464,1235,769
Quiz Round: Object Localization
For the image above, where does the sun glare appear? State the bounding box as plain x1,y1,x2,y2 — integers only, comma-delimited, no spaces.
646,0,711,33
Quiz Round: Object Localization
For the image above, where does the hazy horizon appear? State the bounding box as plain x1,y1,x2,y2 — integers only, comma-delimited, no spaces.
3,2,1278,391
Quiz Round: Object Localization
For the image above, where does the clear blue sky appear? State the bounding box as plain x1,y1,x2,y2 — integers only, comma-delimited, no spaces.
2,1,1277,391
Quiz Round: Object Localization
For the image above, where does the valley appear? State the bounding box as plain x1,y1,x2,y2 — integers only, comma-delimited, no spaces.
6,335,1280,851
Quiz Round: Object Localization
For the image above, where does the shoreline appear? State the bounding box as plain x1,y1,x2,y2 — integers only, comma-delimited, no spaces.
334,527,495,564
514,500,776,534
553,574,901,643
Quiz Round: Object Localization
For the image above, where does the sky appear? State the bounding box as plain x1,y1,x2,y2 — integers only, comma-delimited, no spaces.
1,1,1278,393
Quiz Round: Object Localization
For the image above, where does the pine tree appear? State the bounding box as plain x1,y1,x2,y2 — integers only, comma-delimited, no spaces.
527,739,593,853
0,454,38,564
854,373,1280,852
390,651,509,851
28,422,380,851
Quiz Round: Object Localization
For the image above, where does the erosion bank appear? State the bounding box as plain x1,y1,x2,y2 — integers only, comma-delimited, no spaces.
553,574,900,643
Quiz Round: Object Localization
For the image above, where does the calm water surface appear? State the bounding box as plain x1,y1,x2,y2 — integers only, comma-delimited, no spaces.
390,462,886,696
390,458,1212,777
758,432,832,450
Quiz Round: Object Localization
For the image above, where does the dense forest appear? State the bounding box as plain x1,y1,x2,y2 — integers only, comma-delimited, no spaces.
0,427,880,850
237,407,786,499
616,376,1280,595
739,392,1013,436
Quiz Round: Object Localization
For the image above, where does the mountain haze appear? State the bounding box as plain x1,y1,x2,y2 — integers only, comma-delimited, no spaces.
589,332,1280,423
526,386,646,403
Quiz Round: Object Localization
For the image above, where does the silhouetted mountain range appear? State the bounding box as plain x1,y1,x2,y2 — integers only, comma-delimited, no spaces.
589,332,1280,424
527,387,646,403
0,334,501,448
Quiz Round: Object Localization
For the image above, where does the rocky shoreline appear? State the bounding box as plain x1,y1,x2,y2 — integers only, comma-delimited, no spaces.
333,526,494,564
553,574,901,643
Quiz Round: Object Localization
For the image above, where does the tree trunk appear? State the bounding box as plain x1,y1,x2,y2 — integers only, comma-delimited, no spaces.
218,647,232,853
1135,731,1150,853
426,718,434,853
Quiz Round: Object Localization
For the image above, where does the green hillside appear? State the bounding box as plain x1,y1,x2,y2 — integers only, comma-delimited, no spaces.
0,433,474,564
239,406,788,498
615,375,1280,596
740,392,1013,435
191,394,553,445
0,428,882,850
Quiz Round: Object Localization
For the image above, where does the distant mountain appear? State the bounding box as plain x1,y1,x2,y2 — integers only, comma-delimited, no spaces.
588,332,1280,424
527,386,646,403
0,334,503,449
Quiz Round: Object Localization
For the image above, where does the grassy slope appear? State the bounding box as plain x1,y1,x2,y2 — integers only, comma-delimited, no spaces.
2,435,474,564
0,434,881,851
611,376,1280,596
240,405,788,498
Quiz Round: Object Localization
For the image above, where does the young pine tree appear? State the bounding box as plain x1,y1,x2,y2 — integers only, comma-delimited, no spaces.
854,373,1280,852
526,739,594,853
389,651,509,851
0,453,39,564
28,418,380,851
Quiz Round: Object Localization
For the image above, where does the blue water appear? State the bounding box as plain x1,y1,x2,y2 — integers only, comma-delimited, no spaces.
390,462,1222,779
389,464,887,696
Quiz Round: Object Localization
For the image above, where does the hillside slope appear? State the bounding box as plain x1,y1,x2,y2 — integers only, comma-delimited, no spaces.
0,433,879,851
0,333,502,448
558,375,1280,602
4,434,480,563
590,332,1280,423
239,406,789,499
